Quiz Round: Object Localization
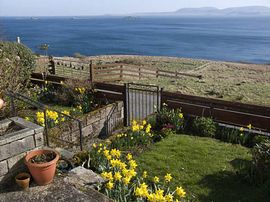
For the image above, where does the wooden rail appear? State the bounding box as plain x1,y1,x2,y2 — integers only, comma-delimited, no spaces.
92,63,202,82
36,57,202,82
93,82,270,132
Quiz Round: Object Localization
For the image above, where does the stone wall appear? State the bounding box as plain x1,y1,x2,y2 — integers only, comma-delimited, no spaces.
49,101,124,150
0,117,44,185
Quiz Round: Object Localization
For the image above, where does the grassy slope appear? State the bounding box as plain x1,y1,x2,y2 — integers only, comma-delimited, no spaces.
136,134,269,202
36,55,270,106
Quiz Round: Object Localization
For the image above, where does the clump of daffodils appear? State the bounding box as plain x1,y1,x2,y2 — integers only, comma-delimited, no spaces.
75,87,86,94
35,109,71,127
87,143,187,202
110,120,154,149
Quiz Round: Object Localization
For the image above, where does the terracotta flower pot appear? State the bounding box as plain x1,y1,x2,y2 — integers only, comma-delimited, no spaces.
24,149,60,186
0,98,4,109
15,172,31,190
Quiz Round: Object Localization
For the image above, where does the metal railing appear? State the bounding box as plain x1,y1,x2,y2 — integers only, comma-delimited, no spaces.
5,90,84,151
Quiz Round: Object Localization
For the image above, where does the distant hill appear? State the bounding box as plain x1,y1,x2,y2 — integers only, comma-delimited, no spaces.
136,6,270,16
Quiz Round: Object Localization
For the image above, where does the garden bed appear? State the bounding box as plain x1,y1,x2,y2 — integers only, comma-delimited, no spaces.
48,101,124,151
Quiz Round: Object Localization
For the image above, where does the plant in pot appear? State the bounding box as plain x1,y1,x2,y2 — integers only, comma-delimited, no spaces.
24,149,60,186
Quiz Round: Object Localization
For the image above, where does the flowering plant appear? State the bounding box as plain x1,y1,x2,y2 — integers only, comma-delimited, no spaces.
109,120,153,150
156,104,185,132
35,109,71,127
74,143,187,202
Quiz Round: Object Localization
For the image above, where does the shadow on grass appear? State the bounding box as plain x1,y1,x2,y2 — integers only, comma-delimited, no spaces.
197,158,270,202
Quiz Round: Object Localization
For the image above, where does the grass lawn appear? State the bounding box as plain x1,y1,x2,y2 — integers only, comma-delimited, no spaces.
136,134,270,202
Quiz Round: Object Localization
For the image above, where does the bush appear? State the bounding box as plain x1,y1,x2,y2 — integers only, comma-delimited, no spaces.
37,79,98,114
192,117,216,137
249,139,270,184
155,104,185,132
0,41,35,95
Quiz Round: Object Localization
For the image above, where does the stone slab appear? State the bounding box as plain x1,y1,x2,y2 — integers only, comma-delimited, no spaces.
0,177,112,202
7,152,26,170
0,128,34,146
10,117,44,134
64,166,105,189
34,132,44,147
9,136,35,158
0,161,8,176
0,144,10,161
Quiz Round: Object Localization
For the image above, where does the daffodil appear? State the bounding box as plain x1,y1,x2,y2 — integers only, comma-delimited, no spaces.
123,176,131,185
164,173,172,182
175,186,186,198
165,194,173,202
106,181,114,190
247,123,252,130
179,113,184,119
153,176,159,183
126,153,133,161
114,172,122,181
142,171,147,178
142,120,147,126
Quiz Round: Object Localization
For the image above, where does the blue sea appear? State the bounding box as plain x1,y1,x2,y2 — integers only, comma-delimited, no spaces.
0,16,270,64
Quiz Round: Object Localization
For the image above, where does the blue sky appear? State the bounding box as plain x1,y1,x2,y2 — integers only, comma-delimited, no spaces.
0,0,269,16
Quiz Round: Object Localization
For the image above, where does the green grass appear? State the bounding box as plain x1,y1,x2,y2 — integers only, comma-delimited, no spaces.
136,134,270,202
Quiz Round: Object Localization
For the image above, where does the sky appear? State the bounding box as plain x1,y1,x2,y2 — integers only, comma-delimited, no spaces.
0,0,269,16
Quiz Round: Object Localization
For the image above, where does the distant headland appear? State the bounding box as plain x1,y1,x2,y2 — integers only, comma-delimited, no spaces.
134,6,270,17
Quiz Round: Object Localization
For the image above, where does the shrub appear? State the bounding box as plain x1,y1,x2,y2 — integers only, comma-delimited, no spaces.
37,79,98,114
192,117,216,137
249,139,270,184
156,104,185,132
0,41,35,95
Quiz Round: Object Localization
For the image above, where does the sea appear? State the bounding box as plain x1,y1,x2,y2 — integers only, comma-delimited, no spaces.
0,16,270,64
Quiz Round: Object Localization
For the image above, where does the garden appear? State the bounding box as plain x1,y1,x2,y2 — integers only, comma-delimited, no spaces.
72,105,270,202
0,41,270,202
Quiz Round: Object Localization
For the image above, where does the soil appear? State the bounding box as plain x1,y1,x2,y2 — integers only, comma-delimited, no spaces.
30,151,56,164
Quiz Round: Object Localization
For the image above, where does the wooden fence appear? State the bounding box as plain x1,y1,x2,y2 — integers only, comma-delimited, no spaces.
30,73,270,133
35,57,202,82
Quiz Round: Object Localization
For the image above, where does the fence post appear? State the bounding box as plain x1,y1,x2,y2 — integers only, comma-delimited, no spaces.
139,67,141,79
160,87,164,110
43,109,49,147
156,69,159,78
120,65,123,81
89,60,94,83
123,83,129,126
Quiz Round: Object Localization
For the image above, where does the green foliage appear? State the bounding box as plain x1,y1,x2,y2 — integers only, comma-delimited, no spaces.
215,126,257,147
156,104,185,132
36,79,97,114
109,120,153,150
192,117,217,137
0,41,35,95
249,139,270,184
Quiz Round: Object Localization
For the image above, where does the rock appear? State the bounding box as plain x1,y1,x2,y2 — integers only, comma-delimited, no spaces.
64,166,105,189
0,177,112,202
